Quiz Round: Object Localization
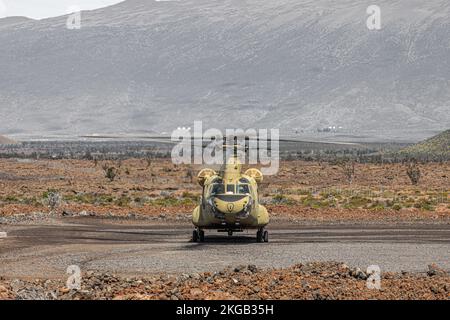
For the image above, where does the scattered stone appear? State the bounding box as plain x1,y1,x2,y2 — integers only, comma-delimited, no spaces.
350,267,367,280
248,265,258,273
1,262,449,300
234,265,245,273
427,264,447,277
430,286,441,294
189,288,202,296
191,273,201,280
59,287,70,294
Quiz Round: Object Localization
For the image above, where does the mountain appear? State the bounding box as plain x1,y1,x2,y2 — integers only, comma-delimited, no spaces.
0,135,17,145
399,129,450,158
0,16,34,29
0,0,449,141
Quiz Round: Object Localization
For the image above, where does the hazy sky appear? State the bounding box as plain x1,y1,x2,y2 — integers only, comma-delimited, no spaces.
0,0,125,19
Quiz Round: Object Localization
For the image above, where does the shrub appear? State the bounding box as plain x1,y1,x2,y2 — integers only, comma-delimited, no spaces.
337,159,356,184
104,166,119,182
406,162,421,185
46,191,61,210
344,196,371,208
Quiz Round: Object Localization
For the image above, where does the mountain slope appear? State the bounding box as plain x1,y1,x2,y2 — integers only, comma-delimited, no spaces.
0,135,17,145
0,0,449,140
399,129,450,158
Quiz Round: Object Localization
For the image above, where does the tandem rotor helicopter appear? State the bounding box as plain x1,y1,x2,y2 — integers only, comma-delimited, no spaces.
81,132,344,242
192,137,270,243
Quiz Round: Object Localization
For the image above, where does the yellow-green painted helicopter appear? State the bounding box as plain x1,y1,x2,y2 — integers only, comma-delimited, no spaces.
80,133,308,242
192,140,269,243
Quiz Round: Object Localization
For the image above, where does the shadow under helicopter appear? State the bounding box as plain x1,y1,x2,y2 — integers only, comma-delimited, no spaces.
187,234,265,246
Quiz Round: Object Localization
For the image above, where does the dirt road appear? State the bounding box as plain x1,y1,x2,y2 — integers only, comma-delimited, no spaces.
1,217,449,279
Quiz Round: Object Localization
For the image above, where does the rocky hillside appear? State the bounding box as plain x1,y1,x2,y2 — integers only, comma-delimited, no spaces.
0,0,449,141
399,129,450,159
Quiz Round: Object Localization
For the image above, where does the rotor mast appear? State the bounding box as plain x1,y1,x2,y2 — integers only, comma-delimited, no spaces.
221,136,244,183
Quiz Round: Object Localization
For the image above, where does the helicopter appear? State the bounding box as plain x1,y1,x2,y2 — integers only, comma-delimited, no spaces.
79,132,359,243
191,139,270,243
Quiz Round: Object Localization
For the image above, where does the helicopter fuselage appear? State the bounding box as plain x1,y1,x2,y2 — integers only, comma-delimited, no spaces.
192,156,269,232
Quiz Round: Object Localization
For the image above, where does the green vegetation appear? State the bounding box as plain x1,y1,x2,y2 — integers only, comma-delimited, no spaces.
150,196,197,206
302,195,336,208
399,129,450,160
0,184,445,213
0,195,42,206
343,196,371,209
266,188,446,211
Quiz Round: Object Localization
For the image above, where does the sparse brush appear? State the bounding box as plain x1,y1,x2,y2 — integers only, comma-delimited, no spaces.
338,159,356,184
272,194,287,204
104,166,119,182
317,160,326,169
145,158,152,168
84,150,93,161
46,191,61,211
406,161,421,185
186,167,194,183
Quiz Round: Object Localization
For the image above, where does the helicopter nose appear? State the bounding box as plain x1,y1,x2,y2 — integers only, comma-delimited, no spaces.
213,194,251,215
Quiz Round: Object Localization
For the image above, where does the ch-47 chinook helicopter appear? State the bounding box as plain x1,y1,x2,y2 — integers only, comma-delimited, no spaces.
192,139,269,243
81,132,345,242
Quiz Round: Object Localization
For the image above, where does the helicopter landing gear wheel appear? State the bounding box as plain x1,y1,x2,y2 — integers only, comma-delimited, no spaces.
193,229,204,242
263,230,269,243
192,229,199,242
256,228,268,243
256,228,264,243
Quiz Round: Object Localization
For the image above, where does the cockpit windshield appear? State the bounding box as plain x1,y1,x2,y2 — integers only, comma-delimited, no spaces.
211,183,225,195
226,184,235,193
211,183,251,195
237,184,250,194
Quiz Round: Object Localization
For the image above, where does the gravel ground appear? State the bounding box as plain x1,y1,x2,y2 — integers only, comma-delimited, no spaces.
0,217,449,280
0,262,449,300
1,216,449,300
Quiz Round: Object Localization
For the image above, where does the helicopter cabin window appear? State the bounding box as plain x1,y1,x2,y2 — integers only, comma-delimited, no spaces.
226,184,235,193
211,183,225,195
237,184,250,194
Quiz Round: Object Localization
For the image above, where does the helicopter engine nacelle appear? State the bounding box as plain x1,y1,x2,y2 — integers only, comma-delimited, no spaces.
197,168,217,187
244,168,263,183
